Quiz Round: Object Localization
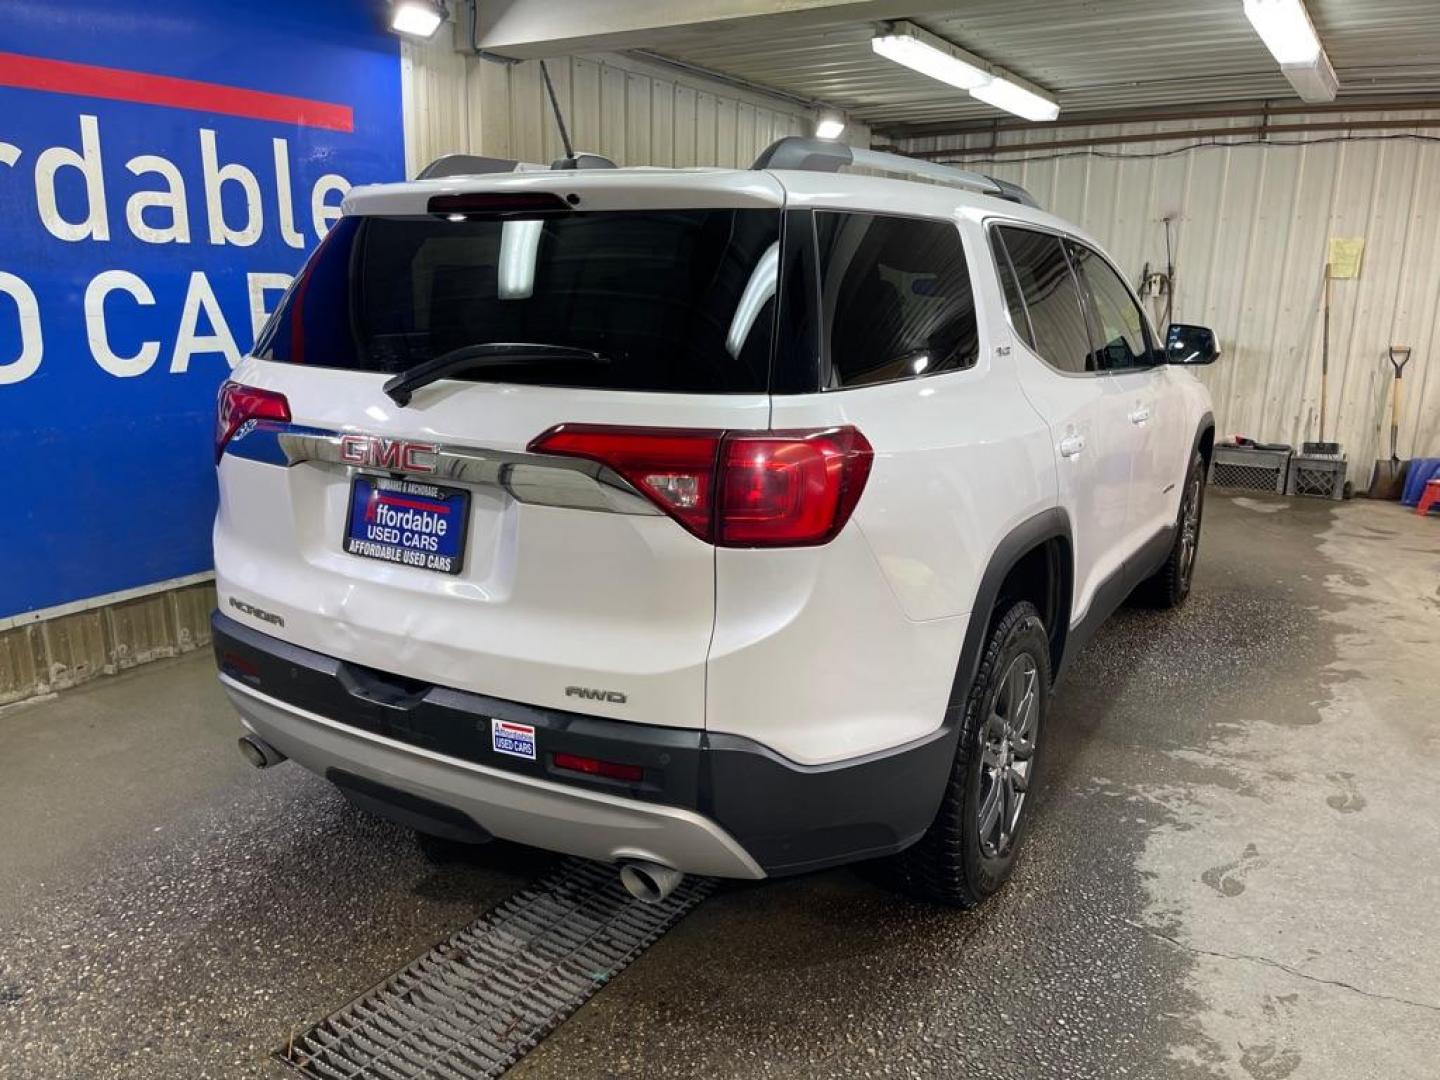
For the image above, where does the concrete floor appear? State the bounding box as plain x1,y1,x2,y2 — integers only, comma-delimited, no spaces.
1,493,1437,1080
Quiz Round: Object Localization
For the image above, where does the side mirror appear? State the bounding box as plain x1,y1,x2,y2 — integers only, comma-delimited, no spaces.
1164,323,1220,365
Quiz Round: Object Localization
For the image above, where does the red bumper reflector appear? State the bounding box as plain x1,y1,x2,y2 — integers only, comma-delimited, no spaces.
552,752,645,783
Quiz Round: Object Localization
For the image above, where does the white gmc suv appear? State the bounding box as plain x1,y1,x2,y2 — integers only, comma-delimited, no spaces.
212,138,1217,908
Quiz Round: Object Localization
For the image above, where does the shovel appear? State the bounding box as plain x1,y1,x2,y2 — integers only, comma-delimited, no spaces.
1367,345,1412,499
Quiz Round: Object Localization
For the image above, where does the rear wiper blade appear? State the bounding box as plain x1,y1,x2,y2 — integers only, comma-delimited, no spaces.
383,342,610,406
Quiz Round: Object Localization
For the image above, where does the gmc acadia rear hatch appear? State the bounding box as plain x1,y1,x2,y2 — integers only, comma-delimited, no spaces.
215,172,790,730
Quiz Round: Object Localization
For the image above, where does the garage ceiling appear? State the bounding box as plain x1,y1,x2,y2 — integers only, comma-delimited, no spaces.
641,0,1440,136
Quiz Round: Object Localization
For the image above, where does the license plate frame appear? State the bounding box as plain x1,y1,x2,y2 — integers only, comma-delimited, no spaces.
343,474,470,576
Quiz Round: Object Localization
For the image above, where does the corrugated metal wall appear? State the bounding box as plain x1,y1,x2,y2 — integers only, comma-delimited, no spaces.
401,27,838,177
903,113,1440,483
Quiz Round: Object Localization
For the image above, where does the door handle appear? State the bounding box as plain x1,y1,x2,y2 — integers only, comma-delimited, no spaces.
1059,435,1086,458
1128,407,1151,425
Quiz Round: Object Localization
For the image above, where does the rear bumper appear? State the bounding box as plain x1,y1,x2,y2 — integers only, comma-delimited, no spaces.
224,676,766,878
213,613,953,878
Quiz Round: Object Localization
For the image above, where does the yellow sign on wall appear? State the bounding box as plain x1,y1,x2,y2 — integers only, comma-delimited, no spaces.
1327,237,1365,279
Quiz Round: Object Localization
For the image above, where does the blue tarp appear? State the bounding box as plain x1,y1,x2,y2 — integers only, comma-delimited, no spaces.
1401,458,1440,507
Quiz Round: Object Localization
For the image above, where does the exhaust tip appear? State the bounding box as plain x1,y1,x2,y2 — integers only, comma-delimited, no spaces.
619,860,683,904
238,734,286,769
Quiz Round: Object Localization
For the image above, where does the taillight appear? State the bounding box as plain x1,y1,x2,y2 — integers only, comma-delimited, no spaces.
718,428,873,545
528,424,872,547
215,381,290,462
529,426,721,538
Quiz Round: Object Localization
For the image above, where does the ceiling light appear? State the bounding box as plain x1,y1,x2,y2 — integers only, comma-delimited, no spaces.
971,76,1060,122
871,20,1060,122
1283,52,1338,102
871,22,991,91
390,0,445,39
1243,0,1321,64
815,114,846,140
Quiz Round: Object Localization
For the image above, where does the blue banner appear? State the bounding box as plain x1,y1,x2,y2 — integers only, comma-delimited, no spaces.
0,0,405,617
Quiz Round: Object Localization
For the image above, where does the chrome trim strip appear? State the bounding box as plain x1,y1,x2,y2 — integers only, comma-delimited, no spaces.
276,432,661,516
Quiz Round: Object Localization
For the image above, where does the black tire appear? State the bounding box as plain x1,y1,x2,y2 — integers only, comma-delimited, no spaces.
886,600,1052,908
1136,450,1206,609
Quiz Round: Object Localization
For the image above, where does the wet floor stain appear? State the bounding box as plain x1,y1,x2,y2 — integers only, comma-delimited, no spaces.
1200,843,1265,898
1239,1041,1303,1079
1324,772,1367,813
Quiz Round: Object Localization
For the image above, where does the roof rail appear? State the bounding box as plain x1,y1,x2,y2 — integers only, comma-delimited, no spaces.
751,137,1040,209
418,152,617,180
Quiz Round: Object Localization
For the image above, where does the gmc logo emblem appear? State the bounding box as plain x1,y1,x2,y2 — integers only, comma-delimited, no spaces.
339,435,438,474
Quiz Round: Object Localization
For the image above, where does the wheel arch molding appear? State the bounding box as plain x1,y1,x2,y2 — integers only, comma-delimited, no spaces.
949,508,1074,717
1192,411,1217,465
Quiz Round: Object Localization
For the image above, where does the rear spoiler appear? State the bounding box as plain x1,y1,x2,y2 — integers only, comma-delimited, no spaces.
418,153,617,180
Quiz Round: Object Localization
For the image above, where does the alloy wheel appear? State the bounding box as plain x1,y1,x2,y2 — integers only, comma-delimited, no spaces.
1179,473,1202,585
977,653,1039,857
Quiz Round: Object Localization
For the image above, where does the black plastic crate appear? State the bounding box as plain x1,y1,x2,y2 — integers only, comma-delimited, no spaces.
1210,445,1290,494
1287,453,1346,500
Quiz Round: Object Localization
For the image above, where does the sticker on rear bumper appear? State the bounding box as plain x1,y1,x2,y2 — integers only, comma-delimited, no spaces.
491,718,537,760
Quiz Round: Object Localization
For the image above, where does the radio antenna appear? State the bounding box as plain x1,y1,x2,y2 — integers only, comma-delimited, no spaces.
539,60,576,164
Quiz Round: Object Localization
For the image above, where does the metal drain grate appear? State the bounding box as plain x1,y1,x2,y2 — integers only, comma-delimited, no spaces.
279,858,713,1079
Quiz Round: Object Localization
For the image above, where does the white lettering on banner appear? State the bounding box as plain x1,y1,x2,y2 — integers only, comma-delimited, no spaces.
35,115,110,243
247,272,293,340
200,128,262,247
271,138,305,250
0,114,358,384
125,154,191,244
311,174,349,239
86,270,160,377
2,116,351,249
171,271,240,372
0,272,44,385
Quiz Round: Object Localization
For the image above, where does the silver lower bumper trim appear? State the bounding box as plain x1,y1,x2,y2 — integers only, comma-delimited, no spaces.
220,675,765,879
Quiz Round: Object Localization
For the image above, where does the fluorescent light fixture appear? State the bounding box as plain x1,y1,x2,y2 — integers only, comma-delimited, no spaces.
498,219,544,300
815,115,846,140
871,20,1059,122
1243,0,1338,101
390,0,445,39
871,22,991,91
1243,0,1321,64
970,76,1060,122
1282,52,1338,102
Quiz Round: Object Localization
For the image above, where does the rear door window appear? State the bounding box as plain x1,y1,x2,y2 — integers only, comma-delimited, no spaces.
1066,241,1154,372
994,226,1092,375
254,208,781,394
814,211,979,388
992,237,1034,349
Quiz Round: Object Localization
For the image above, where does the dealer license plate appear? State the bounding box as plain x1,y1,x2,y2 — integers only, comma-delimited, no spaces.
343,475,469,575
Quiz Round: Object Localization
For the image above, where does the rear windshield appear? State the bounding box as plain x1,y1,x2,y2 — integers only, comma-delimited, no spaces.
255,208,781,394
